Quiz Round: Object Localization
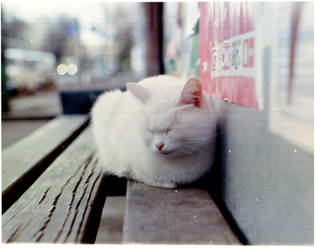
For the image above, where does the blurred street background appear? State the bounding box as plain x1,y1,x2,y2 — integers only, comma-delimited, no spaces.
2,2,147,118
2,2,200,148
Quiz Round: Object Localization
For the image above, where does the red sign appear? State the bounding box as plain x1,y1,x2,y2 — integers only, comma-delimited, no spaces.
200,2,259,108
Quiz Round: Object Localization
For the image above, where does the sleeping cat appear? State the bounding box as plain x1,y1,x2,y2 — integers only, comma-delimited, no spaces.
91,75,216,188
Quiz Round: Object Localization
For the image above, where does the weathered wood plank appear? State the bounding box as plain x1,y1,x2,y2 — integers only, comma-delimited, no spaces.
95,196,126,243
123,181,241,244
2,115,89,212
2,128,105,243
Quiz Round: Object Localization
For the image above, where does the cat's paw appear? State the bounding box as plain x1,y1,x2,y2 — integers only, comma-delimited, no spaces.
158,182,177,189
145,179,177,189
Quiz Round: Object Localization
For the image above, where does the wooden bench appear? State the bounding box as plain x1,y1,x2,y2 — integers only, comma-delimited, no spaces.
2,115,241,244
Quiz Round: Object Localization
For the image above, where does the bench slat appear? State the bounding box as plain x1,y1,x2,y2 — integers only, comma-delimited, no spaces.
2,128,105,243
95,196,126,243
123,181,240,244
2,115,88,212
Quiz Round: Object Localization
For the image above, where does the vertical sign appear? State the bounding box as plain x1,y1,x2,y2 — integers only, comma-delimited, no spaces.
200,2,259,108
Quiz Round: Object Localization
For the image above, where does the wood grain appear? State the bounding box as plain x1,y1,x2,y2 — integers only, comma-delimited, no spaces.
123,181,241,244
2,128,105,243
2,115,89,212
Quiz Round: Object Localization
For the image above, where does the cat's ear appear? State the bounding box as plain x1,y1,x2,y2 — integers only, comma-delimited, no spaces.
127,83,150,103
178,78,202,107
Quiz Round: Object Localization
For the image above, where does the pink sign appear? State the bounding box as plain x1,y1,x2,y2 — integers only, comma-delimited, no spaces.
200,2,258,108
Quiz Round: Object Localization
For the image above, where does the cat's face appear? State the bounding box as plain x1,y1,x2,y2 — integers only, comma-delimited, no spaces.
128,77,215,158
142,108,213,158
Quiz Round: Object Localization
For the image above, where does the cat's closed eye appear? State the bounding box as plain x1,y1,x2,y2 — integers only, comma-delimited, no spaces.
146,129,154,134
146,128,171,135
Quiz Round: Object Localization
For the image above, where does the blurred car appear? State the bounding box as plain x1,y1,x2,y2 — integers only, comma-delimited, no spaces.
5,48,56,94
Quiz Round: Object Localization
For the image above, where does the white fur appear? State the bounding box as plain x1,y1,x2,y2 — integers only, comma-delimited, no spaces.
91,75,216,188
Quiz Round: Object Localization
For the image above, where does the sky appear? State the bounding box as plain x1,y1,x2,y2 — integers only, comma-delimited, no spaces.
3,2,118,47
3,2,109,22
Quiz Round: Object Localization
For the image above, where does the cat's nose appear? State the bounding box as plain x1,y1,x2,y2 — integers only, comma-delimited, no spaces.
156,143,164,151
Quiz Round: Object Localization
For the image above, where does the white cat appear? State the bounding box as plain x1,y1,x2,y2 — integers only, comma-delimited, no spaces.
91,75,216,188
